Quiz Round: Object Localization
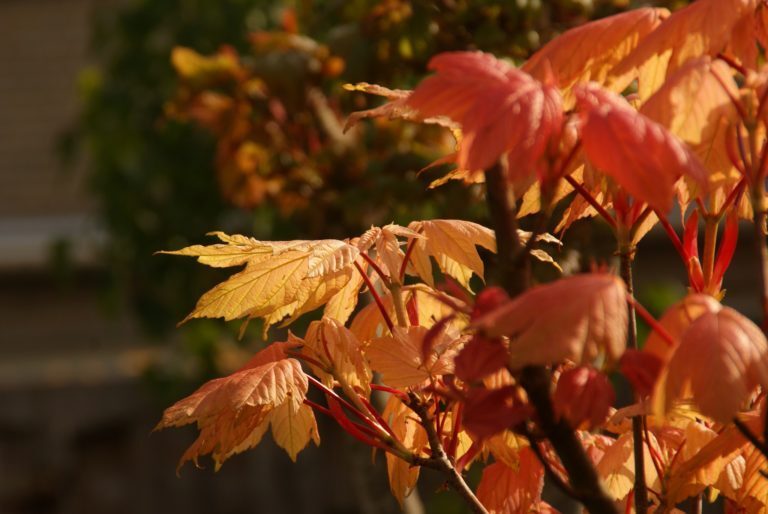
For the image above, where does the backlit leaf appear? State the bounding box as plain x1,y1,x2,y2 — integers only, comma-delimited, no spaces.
156,342,309,470
610,0,755,100
299,317,372,396
268,401,320,462
659,306,768,422
576,83,708,213
366,326,463,389
382,396,428,505
523,8,668,106
407,219,496,288
408,51,563,181
476,274,628,367
161,233,360,330
476,448,544,514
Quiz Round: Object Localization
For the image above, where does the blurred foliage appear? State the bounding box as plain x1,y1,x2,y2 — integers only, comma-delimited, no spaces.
64,0,682,354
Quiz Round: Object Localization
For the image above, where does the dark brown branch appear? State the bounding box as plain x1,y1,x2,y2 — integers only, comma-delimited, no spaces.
485,163,619,514
619,248,649,514
485,163,530,296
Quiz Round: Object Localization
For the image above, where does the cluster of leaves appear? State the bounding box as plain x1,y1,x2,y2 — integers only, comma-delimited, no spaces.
156,1,768,514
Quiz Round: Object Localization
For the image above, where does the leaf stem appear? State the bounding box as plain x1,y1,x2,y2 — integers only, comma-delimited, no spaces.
485,163,530,295
389,282,409,328
702,216,719,288
360,252,391,285
655,212,686,262
354,261,394,332
399,237,419,282
564,175,617,230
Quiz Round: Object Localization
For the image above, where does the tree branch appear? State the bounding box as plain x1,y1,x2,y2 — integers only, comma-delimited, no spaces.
485,164,619,514
406,393,489,514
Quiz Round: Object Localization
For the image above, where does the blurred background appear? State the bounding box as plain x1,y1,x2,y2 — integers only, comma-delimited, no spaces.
3,0,750,513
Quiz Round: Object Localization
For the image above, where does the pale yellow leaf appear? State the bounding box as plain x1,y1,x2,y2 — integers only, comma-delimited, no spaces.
269,402,320,462
382,396,428,505
407,219,496,288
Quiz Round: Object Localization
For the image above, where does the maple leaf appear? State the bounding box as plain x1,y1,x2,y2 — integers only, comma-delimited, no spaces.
553,366,615,430
484,430,528,470
476,448,544,514
268,401,321,462
453,335,508,383
355,223,423,283
610,0,756,100
155,342,313,469
342,82,457,132
297,317,372,396
405,219,559,288
575,83,709,214
160,232,360,331
737,442,768,511
596,431,661,501
382,396,428,505
407,51,563,185
366,326,463,389
523,7,668,106
463,386,530,440
658,306,768,422
640,57,741,200
475,273,628,368
643,293,721,363
665,421,745,504
406,219,496,288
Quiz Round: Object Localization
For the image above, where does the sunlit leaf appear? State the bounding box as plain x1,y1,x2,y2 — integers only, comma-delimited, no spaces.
476,273,628,367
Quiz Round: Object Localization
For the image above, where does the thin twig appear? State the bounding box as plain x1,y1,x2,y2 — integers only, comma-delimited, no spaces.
619,244,649,514
354,261,394,332
406,393,489,514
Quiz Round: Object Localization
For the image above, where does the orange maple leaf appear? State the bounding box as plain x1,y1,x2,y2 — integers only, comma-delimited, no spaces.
407,51,563,186
658,305,768,422
523,7,668,106
476,448,544,514
610,0,756,100
576,83,709,213
155,342,314,469
475,273,628,368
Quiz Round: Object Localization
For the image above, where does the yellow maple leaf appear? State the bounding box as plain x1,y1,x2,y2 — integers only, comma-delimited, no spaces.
406,219,496,288
382,396,428,506
268,401,320,462
160,232,360,330
610,0,755,101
